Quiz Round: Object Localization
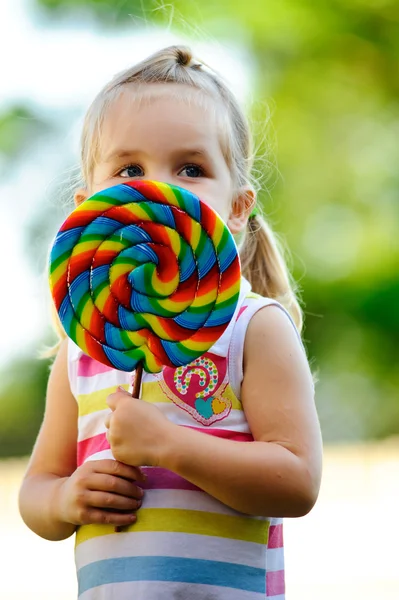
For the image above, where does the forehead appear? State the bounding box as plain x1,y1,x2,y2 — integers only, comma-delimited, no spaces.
97,83,226,159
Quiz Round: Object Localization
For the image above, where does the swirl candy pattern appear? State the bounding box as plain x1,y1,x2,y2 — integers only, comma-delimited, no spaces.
49,180,241,373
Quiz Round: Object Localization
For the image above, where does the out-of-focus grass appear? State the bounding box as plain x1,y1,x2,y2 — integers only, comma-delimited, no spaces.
2,441,399,599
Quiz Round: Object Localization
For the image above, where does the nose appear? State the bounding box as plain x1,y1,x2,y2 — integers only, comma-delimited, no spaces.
143,169,174,186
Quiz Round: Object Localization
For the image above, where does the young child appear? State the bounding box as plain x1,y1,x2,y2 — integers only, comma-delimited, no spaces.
19,45,322,600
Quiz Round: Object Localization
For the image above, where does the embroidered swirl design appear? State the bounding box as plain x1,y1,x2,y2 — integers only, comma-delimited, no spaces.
174,356,218,398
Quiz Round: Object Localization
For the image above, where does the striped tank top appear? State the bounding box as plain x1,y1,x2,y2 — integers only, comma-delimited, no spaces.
68,278,286,599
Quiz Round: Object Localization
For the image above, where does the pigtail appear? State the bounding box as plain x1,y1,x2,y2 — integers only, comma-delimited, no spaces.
240,215,303,332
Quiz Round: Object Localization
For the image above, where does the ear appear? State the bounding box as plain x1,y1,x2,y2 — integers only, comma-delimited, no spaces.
227,187,256,234
74,187,89,207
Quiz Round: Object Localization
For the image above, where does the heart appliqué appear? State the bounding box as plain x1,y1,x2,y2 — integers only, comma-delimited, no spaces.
211,398,227,415
161,353,232,426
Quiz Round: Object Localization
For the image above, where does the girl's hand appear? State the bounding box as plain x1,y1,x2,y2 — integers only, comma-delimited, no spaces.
105,388,174,467
57,459,145,527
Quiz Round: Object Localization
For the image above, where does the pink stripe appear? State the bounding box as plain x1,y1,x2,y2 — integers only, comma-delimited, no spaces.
266,569,285,596
77,427,253,466
77,433,110,465
141,467,200,491
185,426,253,442
77,354,115,377
268,524,283,548
237,305,248,320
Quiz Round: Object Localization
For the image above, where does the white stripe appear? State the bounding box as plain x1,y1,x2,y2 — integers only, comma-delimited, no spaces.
76,530,267,571
140,489,268,519
78,406,250,441
76,369,131,395
84,449,114,462
78,409,109,441
266,547,285,571
79,580,265,600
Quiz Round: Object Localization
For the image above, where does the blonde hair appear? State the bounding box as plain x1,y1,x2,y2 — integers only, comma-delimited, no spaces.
50,44,302,353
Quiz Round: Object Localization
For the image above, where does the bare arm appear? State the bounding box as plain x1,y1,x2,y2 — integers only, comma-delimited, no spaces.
162,307,322,516
19,340,145,541
107,306,323,517
19,339,79,540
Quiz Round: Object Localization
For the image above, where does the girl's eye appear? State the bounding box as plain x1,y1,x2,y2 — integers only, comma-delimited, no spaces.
179,164,204,178
119,164,144,178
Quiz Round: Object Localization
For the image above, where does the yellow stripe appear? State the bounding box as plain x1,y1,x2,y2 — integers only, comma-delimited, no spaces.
79,297,95,330
110,263,135,280
94,286,110,312
222,385,243,411
141,381,171,404
100,239,128,253
211,220,224,248
125,203,151,221
141,315,174,341
217,281,241,304
190,287,218,308
78,381,243,415
73,240,99,254
156,297,191,313
80,198,112,213
78,384,129,416
159,184,180,208
166,228,181,257
144,381,242,410
190,220,202,252
76,508,269,546
75,323,88,355
152,271,179,297
183,340,214,353
50,259,69,289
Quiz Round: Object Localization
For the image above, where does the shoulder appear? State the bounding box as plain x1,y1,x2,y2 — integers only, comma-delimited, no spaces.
48,338,73,393
243,302,311,384
245,302,301,348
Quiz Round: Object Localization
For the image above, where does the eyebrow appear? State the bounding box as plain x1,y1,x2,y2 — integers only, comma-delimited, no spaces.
103,148,210,163
103,149,142,163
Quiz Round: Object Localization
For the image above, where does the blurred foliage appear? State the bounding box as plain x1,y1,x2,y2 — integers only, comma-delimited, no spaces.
1,0,398,455
0,105,49,159
0,354,50,458
36,0,146,25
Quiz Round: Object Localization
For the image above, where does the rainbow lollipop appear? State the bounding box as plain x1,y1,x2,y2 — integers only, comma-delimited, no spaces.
49,180,241,390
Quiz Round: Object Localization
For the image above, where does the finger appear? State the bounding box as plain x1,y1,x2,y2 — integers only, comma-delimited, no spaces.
91,459,147,482
88,473,144,500
84,508,137,527
104,413,111,429
87,491,142,512
117,385,130,394
106,392,117,410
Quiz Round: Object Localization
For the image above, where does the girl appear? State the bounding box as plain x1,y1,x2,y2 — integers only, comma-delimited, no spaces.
19,46,322,600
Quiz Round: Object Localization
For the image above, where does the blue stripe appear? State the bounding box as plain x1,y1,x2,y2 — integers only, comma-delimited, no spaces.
120,224,152,244
78,556,265,596
51,226,83,261
69,270,90,307
103,345,139,372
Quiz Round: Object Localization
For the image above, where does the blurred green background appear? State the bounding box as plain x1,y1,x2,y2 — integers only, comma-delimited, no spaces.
0,0,398,459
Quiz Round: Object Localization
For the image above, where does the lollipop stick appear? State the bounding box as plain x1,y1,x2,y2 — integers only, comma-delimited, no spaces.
115,361,144,533
132,362,143,398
